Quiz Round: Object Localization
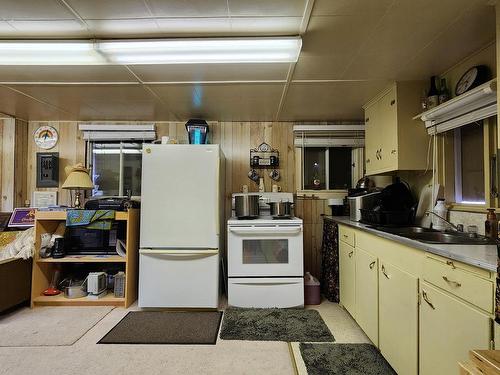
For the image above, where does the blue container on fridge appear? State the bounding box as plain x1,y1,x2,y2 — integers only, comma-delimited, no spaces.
186,119,209,144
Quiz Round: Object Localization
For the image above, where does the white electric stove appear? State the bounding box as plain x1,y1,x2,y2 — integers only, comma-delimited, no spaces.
227,192,304,308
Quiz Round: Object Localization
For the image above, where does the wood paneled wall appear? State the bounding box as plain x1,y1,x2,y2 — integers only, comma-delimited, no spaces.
24,120,327,281
0,117,28,211
295,197,332,279
27,121,296,206
26,121,85,206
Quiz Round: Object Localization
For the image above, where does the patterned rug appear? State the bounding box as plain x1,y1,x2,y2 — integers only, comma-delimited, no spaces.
219,308,334,342
299,343,396,375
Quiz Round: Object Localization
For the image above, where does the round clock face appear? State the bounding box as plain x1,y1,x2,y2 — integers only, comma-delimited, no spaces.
455,67,479,96
34,126,58,149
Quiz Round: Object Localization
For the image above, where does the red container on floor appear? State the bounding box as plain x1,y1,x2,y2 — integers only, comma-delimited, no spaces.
304,272,321,305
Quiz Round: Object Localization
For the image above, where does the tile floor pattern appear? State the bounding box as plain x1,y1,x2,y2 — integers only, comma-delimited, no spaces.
0,300,369,375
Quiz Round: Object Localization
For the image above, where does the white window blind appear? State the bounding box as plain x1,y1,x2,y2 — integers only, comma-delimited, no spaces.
417,79,497,135
79,123,156,141
293,124,365,147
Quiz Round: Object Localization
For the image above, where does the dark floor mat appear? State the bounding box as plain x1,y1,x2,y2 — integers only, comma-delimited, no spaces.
299,343,396,375
219,308,334,342
98,311,222,345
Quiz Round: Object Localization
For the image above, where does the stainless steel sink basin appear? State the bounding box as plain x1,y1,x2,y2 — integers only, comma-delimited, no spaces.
372,226,497,245
373,226,440,235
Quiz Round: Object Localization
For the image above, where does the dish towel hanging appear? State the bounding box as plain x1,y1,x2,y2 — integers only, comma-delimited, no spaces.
66,210,116,230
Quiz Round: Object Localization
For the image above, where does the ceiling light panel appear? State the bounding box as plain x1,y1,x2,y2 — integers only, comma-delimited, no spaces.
0,41,105,65
97,37,302,64
0,37,302,65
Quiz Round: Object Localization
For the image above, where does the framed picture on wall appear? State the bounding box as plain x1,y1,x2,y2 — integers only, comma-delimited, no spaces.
32,191,58,208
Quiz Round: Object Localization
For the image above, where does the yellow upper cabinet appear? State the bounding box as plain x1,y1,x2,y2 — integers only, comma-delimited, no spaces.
363,82,429,175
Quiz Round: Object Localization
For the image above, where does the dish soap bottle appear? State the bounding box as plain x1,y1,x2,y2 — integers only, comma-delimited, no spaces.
485,208,498,239
432,199,448,230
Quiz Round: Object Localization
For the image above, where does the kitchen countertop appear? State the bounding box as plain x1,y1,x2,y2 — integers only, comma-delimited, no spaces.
325,216,498,272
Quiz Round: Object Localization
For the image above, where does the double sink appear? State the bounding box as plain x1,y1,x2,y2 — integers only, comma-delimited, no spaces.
371,226,497,245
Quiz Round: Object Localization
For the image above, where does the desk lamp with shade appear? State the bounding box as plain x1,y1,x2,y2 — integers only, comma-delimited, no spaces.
61,163,94,208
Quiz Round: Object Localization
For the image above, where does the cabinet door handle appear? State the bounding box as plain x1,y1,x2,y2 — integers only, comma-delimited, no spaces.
342,234,349,239
366,158,371,163
365,117,370,123
442,276,461,287
369,261,376,270
348,251,353,258
391,149,396,154
381,264,390,279
422,290,435,310
390,99,396,106
446,261,456,269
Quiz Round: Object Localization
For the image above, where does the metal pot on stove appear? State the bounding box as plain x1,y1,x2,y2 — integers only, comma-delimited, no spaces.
235,193,260,219
267,201,293,218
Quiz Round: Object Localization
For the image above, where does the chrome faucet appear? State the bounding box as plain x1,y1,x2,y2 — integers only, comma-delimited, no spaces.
425,211,464,232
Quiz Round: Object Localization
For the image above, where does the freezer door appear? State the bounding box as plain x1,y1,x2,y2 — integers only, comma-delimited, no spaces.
138,249,219,308
140,144,220,249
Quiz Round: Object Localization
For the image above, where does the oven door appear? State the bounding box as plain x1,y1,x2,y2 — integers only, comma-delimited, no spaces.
227,224,303,277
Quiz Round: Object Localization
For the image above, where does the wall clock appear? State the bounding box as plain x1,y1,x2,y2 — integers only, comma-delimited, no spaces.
455,65,489,96
34,126,59,150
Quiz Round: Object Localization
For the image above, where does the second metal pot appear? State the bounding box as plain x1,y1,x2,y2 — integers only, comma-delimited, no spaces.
235,193,260,219
268,201,293,218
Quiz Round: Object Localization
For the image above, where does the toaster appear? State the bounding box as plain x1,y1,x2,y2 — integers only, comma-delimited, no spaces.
347,192,380,222
87,272,108,295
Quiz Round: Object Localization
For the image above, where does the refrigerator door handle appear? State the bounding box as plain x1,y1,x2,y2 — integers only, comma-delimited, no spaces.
215,159,220,236
140,249,219,255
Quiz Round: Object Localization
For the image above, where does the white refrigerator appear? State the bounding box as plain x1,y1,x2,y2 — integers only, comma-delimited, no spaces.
138,144,224,308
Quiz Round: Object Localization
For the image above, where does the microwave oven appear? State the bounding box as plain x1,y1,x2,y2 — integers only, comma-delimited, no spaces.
64,222,124,255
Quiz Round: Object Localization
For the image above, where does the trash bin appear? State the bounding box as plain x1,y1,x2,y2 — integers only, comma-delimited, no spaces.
304,272,321,305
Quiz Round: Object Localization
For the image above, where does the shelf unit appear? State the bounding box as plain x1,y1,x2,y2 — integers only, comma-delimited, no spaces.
31,209,139,308
414,79,497,134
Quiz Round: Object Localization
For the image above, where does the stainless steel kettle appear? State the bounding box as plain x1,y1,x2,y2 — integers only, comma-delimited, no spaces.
356,176,376,190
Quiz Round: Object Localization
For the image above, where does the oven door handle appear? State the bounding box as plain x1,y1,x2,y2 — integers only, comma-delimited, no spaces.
140,249,218,255
228,227,302,235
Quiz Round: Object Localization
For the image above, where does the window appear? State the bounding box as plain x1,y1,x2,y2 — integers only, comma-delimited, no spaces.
89,142,143,197
302,147,353,190
454,123,485,204
443,116,497,208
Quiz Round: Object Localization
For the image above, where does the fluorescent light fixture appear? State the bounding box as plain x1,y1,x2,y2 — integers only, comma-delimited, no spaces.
98,37,302,64
0,41,105,65
0,37,302,65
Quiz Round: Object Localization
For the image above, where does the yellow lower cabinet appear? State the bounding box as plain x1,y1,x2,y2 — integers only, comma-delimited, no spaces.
419,281,491,375
379,261,418,375
355,247,378,346
339,241,356,318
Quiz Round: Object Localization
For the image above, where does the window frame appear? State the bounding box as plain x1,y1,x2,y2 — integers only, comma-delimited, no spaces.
86,140,144,198
442,116,497,212
295,146,364,193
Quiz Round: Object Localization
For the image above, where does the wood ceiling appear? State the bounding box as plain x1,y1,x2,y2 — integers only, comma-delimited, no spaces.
0,0,496,121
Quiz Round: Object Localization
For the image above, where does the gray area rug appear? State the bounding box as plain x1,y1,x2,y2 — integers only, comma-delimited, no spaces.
99,311,222,344
0,306,114,346
219,308,334,342
299,343,396,375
